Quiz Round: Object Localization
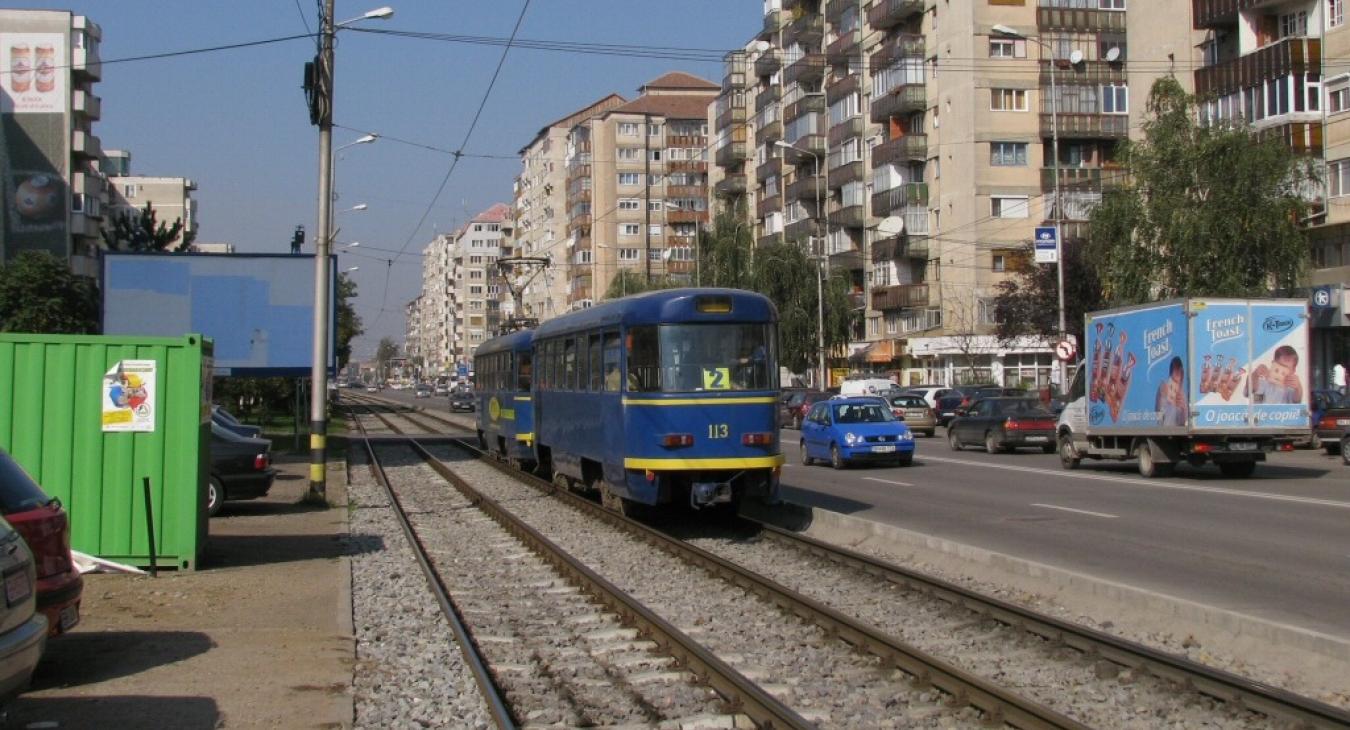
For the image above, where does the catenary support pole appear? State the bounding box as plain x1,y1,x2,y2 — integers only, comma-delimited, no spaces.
307,0,335,503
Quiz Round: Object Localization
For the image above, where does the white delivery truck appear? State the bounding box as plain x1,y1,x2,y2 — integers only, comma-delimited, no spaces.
1057,298,1311,478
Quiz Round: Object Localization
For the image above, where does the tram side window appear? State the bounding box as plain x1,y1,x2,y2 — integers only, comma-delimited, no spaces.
627,326,660,392
602,331,622,392
587,334,602,391
563,337,577,391
518,352,532,392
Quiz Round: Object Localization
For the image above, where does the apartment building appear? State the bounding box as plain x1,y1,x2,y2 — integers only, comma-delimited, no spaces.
720,0,1194,387
404,294,423,373
413,232,455,375
449,203,513,364
104,148,199,249
563,73,719,309
514,94,628,323
0,9,103,275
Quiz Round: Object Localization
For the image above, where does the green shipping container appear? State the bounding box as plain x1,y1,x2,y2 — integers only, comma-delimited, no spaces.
0,333,211,570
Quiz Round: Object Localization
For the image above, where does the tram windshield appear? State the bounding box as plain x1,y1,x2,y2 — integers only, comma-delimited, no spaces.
627,323,777,393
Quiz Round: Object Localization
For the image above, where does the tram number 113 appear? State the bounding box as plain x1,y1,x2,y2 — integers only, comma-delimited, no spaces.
707,424,729,439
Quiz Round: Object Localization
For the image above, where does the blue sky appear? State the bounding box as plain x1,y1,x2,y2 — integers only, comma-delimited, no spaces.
21,0,761,360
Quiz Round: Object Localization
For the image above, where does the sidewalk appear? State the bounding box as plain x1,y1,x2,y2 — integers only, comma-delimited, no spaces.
6,452,355,729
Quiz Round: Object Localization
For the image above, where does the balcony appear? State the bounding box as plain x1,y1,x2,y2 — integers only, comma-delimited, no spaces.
871,182,928,215
667,160,707,174
870,86,926,123
826,72,860,103
568,286,593,305
666,184,704,199
870,33,925,72
784,93,825,123
785,217,821,243
784,52,825,86
72,89,101,120
716,105,747,130
827,115,865,146
757,194,783,220
872,283,930,311
784,12,824,47
567,163,591,181
72,41,101,81
758,117,784,142
757,157,783,180
871,234,928,262
833,203,865,228
568,213,592,230
826,29,860,60
716,141,749,166
868,0,924,30
1036,6,1127,32
827,160,863,189
667,134,706,149
756,85,781,112
761,9,785,38
715,173,748,197
1041,113,1129,139
667,209,706,224
1195,37,1321,99
784,133,827,161
665,259,696,275
1192,0,1259,29
1039,166,1127,192
71,129,102,159
1256,120,1324,154
755,50,782,78
786,174,826,202
571,188,592,204
872,134,926,167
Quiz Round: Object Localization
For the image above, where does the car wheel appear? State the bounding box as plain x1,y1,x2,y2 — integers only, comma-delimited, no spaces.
1341,436,1349,466
985,431,1003,454
207,477,224,517
800,440,813,466
948,430,962,451
830,444,846,470
1058,434,1081,470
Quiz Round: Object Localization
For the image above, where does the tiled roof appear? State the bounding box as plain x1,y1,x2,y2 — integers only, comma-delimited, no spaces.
473,203,512,223
610,94,715,120
641,71,719,91
518,93,628,154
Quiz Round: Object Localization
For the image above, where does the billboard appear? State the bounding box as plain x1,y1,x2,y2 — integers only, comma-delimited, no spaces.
102,253,336,377
1,31,69,258
1190,300,1308,431
1086,302,1190,431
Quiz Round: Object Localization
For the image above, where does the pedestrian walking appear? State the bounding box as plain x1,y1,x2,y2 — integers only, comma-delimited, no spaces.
1334,360,1347,396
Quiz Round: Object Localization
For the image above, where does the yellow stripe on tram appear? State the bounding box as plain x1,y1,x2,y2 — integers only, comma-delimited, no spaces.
624,455,785,470
516,432,534,444
514,396,531,402
621,397,777,406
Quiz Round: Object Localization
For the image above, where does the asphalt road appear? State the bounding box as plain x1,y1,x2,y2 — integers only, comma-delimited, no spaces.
363,388,1350,637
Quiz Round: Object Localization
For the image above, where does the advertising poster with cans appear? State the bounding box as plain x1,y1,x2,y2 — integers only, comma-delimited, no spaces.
1085,302,1190,432
1190,300,1308,431
2,32,68,255
1,33,65,114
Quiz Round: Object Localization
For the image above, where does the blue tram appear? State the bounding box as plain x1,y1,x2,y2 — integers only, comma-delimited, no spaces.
472,328,535,467
532,288,783,512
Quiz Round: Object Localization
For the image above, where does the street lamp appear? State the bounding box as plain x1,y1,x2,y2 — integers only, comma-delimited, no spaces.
307,2,393,503
776,139,829,390
992,24,1066,391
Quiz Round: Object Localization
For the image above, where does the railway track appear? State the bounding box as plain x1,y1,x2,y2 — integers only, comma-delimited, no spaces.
347,391,1350,729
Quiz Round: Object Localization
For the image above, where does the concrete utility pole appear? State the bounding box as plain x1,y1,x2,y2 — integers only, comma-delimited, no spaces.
307,0,336,503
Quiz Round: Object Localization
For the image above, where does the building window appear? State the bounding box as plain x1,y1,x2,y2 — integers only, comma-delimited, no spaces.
649,149,662,161
992,254,1006,272
1332,0,1345,28
647,123,662,137
618,147,640,160
620,223,641,236
1099,0,1125,9
618,172,641,186
123,184,139,197
618,198,640,210
1279,10,1308,38
988,38,1025,58
1331,85,1350,114
991,88,1028,111
991,196,1029,218
1101,84,1128,114
618,122,639,136
1330,160,1350,197
618,248,640,262
649,248,664,261
990,142,1027,166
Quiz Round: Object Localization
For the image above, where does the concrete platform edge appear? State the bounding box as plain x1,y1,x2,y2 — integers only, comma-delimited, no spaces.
747,499,1350,662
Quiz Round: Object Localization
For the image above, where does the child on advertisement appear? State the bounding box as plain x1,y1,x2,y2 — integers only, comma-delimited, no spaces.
1155,356,1186,426
1248,345,1303,404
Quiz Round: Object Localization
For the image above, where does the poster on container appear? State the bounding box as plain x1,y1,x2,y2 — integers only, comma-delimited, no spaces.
1189,300,1309,430
1085,302,1189,432
101,360,157,432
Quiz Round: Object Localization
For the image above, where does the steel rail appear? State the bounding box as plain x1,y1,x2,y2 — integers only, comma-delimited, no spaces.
348,408,517,729
398,437,814,730
442,437,1089,730
747,520,1350,730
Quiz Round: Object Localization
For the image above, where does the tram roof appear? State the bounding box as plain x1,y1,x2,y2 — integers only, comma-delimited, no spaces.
534,288,777,339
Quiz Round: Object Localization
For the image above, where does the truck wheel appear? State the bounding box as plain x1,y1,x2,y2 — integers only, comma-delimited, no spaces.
1058,434,1081,470
1219,460,1257,478
1136,441,1174,478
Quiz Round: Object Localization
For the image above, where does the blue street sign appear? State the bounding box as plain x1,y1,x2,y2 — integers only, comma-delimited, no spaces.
1034,226,1058,263
1311,285,1334,309
457,363,469,376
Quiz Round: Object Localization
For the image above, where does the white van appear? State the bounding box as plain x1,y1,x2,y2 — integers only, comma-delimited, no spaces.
838,376,897,396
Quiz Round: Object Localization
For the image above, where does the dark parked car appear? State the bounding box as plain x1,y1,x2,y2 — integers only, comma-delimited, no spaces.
1314,391,1350,458
212,406,262,439
886,394,937,437
450,387,476,412
208,422,277,517
780,390,829,429
0,449,82,637
0,514,45,710
948,397,1057,453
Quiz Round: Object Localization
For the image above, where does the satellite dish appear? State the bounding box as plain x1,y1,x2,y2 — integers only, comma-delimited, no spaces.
1104,46,1121,63
875,216,904,237
1068,49,1084,65
752,40,771,54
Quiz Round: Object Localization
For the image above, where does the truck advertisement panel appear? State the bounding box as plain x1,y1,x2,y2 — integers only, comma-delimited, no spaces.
1085,302,1190,432
1189,300,1308,431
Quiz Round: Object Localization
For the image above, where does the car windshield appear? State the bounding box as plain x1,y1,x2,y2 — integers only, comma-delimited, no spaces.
0,450,52,513
832,403,895,423
627,323,777,393
994,399,1051,417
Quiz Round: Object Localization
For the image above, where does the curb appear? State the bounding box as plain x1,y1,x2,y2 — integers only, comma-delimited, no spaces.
746,499,1350,663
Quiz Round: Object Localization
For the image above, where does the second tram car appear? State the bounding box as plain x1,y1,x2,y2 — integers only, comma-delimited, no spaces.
472,329,535,468
532,288,782,513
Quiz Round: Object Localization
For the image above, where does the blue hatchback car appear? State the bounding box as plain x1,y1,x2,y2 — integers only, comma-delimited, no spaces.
799,397,915,468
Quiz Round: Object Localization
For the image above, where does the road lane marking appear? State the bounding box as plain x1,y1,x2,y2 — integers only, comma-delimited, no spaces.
863,477,915,487
918,454,1350,510
1031,503,1118,519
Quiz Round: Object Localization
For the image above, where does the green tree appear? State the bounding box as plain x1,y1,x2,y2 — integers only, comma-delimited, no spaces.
699,202,754,289
0,251,99,334
335,272,363,369
602,271,678,300
993,245,1103,342
101,202,195,252
1087,77,1312,305
375,336,399,378
750,242,855,376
